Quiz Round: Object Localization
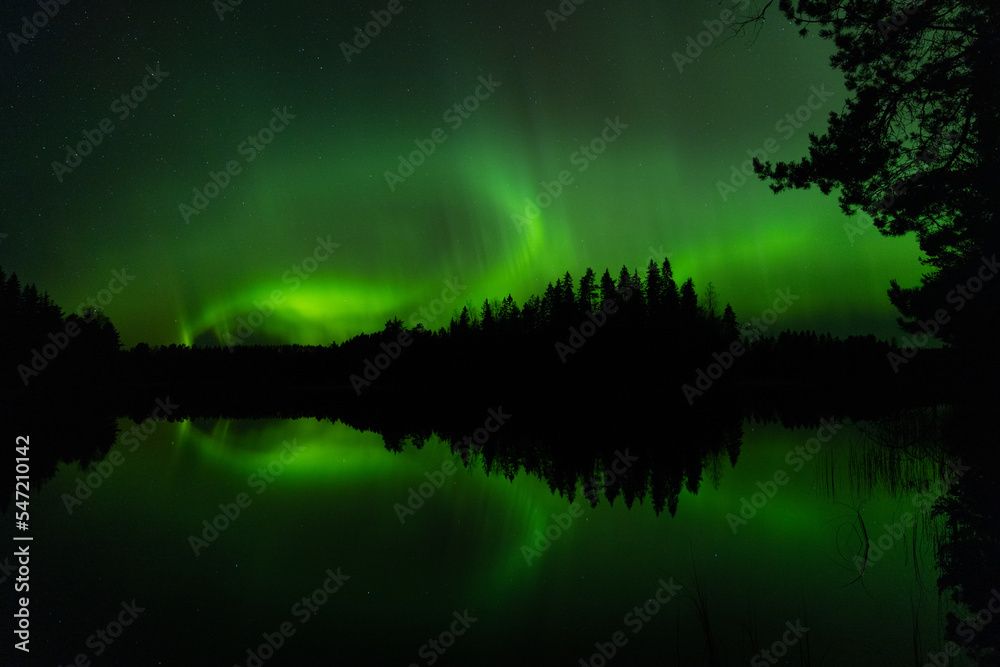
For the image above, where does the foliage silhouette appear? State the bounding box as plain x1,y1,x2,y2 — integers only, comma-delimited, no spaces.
744,1,1000,350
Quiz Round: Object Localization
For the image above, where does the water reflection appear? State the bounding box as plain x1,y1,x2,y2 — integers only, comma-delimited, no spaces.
0,396,996,665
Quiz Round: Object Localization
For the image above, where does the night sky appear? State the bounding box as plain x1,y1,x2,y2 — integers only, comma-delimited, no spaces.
0,0,925,348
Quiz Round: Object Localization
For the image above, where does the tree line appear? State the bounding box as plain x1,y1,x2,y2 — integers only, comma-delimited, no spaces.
1,266,121,393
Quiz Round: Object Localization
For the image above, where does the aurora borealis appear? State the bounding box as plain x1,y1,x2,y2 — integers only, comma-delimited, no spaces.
1,0,926,349
14,415,952,665
6,2,1000,663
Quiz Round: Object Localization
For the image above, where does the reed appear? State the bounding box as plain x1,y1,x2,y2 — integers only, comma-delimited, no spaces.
682,560,722,666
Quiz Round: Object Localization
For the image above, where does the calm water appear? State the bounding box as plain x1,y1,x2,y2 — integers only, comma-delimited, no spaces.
3,416,962,666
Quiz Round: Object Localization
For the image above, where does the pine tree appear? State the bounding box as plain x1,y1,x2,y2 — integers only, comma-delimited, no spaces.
599,269,617,305
521,295,541,331
679,278,698,318
480,299,495,333
578,268,597,313
617,266,634,299
499,294,519,323
630,269,644,309
541,281,559,326
645,259,662,318
562,271,574,307
703,281,718,320
660,258,679,314
747,1,1000,348
722,303,738,341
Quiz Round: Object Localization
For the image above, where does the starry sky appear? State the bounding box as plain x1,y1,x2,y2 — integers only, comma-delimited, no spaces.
0,0,925,348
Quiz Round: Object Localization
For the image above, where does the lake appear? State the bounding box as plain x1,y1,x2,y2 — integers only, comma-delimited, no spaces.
3,410,978,667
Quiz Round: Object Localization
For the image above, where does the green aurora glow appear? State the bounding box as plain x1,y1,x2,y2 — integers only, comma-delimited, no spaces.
34,416,949,664
1,1,925,348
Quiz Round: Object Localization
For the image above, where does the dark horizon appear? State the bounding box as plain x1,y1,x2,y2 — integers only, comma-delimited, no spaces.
3,1,999,665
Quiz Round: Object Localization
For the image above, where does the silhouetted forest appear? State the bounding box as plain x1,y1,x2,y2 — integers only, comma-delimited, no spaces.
2,258,992,520
4,259,992,422
3,259,1000,661
0,266,121,394
7,259,989,404
932,394,1000,666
